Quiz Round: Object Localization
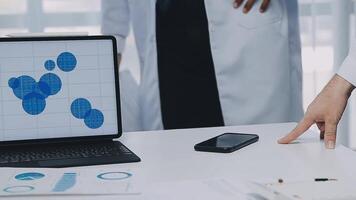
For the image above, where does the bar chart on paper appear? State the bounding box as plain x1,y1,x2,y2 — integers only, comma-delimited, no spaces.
0,168,141,196
52,173,77,192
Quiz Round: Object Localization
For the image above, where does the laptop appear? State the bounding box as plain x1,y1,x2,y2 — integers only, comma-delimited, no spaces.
0,36,140,168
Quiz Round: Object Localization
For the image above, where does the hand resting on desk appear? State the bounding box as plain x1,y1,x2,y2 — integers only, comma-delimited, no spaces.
278,74,355,149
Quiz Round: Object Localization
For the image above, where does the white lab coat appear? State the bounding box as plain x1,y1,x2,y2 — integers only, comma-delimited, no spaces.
339,40,356,86
102,0,303,132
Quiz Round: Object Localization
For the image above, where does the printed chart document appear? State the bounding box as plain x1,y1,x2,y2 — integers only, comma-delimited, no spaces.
0,167,141,197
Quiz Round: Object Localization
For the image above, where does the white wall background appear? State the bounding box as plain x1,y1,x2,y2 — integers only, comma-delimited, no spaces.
0,0,356,148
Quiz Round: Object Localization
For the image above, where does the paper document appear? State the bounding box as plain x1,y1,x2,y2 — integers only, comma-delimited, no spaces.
261,179,356,200
0,167,141,197
144,178,276,200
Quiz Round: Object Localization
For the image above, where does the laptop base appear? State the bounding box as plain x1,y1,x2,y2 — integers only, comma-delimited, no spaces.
0,140,140,168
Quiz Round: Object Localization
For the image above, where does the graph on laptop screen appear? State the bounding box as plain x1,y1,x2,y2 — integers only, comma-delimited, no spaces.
0,39,119,141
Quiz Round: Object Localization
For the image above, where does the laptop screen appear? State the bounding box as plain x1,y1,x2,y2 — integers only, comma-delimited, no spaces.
0,36,120,143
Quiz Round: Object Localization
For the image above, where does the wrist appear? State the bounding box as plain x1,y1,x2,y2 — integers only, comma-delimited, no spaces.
332,74,355,98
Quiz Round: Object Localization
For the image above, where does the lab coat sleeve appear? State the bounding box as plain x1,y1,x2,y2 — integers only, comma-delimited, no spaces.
338,39,356,86
101,0,130,54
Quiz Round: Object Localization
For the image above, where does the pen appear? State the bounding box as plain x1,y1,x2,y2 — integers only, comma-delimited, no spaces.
276,178,338,183
314,178,337,182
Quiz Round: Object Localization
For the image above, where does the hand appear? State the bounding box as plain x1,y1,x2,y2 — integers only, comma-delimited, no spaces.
278,74,355,149
233,0,271,13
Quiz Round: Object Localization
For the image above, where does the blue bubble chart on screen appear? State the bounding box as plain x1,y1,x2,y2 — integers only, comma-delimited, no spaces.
71,98,104,129
8,73,62,115
44,60,55,71
15,172,45,181
36,81,51,98
8,77,19,89
22,92,46,115
8,51,77,116
71,98,92,119
84,109,104,129
8,76,37,100
57,52,77,72
39,73,62,95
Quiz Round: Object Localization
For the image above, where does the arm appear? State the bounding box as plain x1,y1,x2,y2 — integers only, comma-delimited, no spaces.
278,40,356,149
338,41,356,87
101,0,130,67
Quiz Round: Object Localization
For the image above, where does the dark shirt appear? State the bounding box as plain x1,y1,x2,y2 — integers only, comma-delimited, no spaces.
156,0,224,129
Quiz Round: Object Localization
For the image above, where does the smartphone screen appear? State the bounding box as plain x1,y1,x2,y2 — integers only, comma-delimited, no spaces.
194,133,259,153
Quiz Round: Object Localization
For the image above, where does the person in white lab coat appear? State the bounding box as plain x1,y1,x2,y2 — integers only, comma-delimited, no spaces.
102,0,304,132
279,41,356,149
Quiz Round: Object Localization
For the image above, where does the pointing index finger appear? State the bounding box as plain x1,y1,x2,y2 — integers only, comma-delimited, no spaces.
278,116,314,144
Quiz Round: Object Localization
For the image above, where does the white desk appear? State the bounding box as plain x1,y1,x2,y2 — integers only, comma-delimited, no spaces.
12,123,356,199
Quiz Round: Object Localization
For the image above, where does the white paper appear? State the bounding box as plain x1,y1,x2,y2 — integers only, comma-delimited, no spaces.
0,167,141,197
143,178,271,200
262,179,356,200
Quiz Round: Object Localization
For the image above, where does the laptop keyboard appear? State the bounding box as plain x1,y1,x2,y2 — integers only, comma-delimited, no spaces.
0,141,134,165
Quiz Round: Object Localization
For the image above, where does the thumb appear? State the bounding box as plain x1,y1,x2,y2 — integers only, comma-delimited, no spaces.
324,120,337,149
278,116,314,144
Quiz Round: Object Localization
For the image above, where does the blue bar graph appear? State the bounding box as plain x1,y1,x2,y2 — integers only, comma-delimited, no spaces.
52,173,77,192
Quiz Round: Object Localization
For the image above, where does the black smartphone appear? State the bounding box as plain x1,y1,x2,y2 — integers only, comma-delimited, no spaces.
194,133,259,153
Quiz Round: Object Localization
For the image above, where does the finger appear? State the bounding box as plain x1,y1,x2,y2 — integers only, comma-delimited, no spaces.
316,122,325,140
243,0,256,13
278,116,314,144
233,0,243,8
259,0,270,13
316,122,325,132
320,131,325,140
324,121,337,149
